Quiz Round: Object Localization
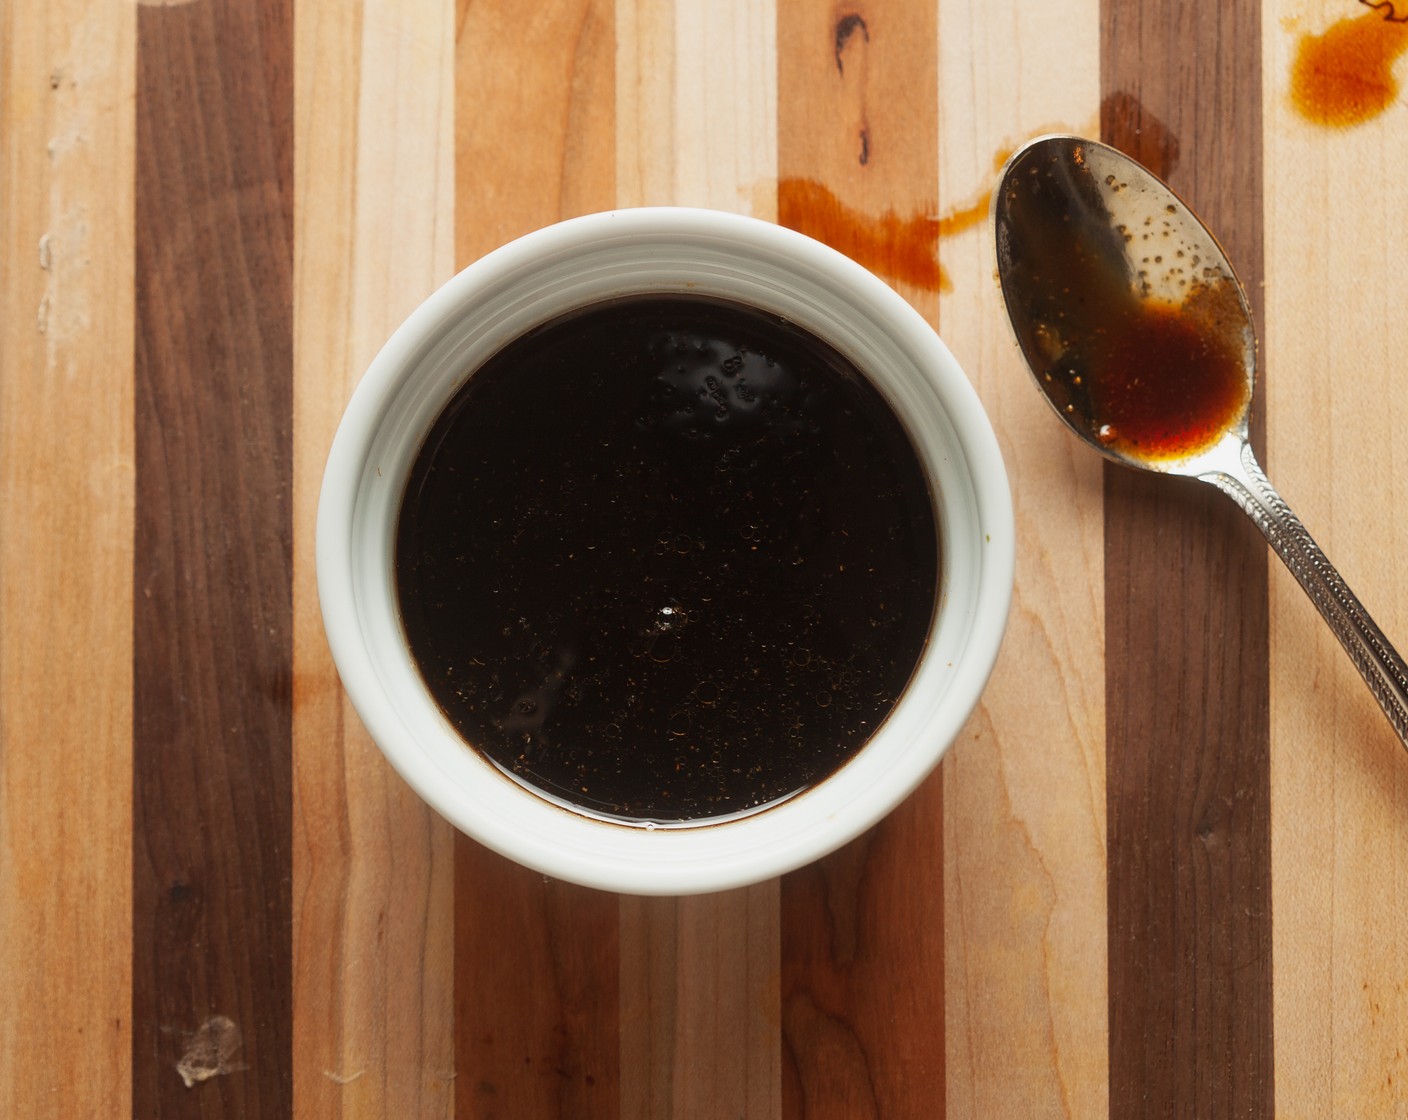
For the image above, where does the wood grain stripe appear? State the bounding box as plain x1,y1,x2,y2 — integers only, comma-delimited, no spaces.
453,3,619,1117
1263,3,1408,1114
776,4,944,1116
616,0,778,217
0,3,135,1116
133,0,294,1114
1101,1,1274,1115
935,0,1109,1116
614,3,782,1117
292,0,457,1116
618,886,780,1119
454,0,615,265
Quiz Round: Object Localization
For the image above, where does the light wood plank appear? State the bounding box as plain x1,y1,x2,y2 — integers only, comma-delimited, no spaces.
292,1,457,1115
617,0,777,216
1264,4,1408,1115
778,1,939,322
0,3,134,1116
455,0,616,263
615,4,781,1117
775,5,947,1116
935,2,1107,1117
453,4,621,1116
615,0,675,209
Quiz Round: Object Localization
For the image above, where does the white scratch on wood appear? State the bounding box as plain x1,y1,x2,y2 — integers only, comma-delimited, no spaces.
176,1015,245,1088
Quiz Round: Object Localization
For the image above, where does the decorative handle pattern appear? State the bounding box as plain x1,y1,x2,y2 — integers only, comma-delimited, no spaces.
1205,440,1408,748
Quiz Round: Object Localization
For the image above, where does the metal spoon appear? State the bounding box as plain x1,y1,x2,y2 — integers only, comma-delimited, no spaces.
992,133,1408,748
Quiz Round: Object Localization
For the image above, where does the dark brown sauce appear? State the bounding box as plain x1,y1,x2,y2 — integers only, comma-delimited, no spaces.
395,295,939,825
1291,7,1408,126
1076,289,1250,461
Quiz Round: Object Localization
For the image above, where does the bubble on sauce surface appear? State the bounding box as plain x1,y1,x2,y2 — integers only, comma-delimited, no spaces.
649,326,809,442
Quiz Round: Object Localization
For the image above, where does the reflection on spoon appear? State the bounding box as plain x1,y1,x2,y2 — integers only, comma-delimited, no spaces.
993,134,1408,749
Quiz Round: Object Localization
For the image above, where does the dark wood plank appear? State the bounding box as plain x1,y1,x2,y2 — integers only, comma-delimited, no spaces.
776,4,944,1117
452,3,619,1117
454,853,619,1119
1101,1,1274,1116
133,0,294,1114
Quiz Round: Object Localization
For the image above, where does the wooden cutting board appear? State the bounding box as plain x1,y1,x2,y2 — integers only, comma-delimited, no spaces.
3,0,1406,1116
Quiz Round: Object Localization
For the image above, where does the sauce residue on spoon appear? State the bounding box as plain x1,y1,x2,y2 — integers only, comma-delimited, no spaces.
1073,279,1251,462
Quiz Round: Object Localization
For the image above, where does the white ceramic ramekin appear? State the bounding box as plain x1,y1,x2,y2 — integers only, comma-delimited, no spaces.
317,207,1013,895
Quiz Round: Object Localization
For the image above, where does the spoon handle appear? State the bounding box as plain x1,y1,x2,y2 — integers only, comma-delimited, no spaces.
1204,440,1408,748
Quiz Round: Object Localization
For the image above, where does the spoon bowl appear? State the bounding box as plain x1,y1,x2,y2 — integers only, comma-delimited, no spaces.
993,134,1408,748
995,135,1256,473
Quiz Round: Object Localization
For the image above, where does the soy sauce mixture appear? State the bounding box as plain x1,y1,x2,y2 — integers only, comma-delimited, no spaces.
1076,286,1250,461
395,295,939,824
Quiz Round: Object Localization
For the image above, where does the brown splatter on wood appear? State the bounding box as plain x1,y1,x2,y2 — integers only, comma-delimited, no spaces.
1291,7,1408,126
777,177,991,293
1362,0,1408,23
779,177,947,290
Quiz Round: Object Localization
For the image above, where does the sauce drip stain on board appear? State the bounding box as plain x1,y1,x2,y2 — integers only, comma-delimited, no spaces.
1291,5,1408,126
777,178,990,293
1362,0,1408,20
